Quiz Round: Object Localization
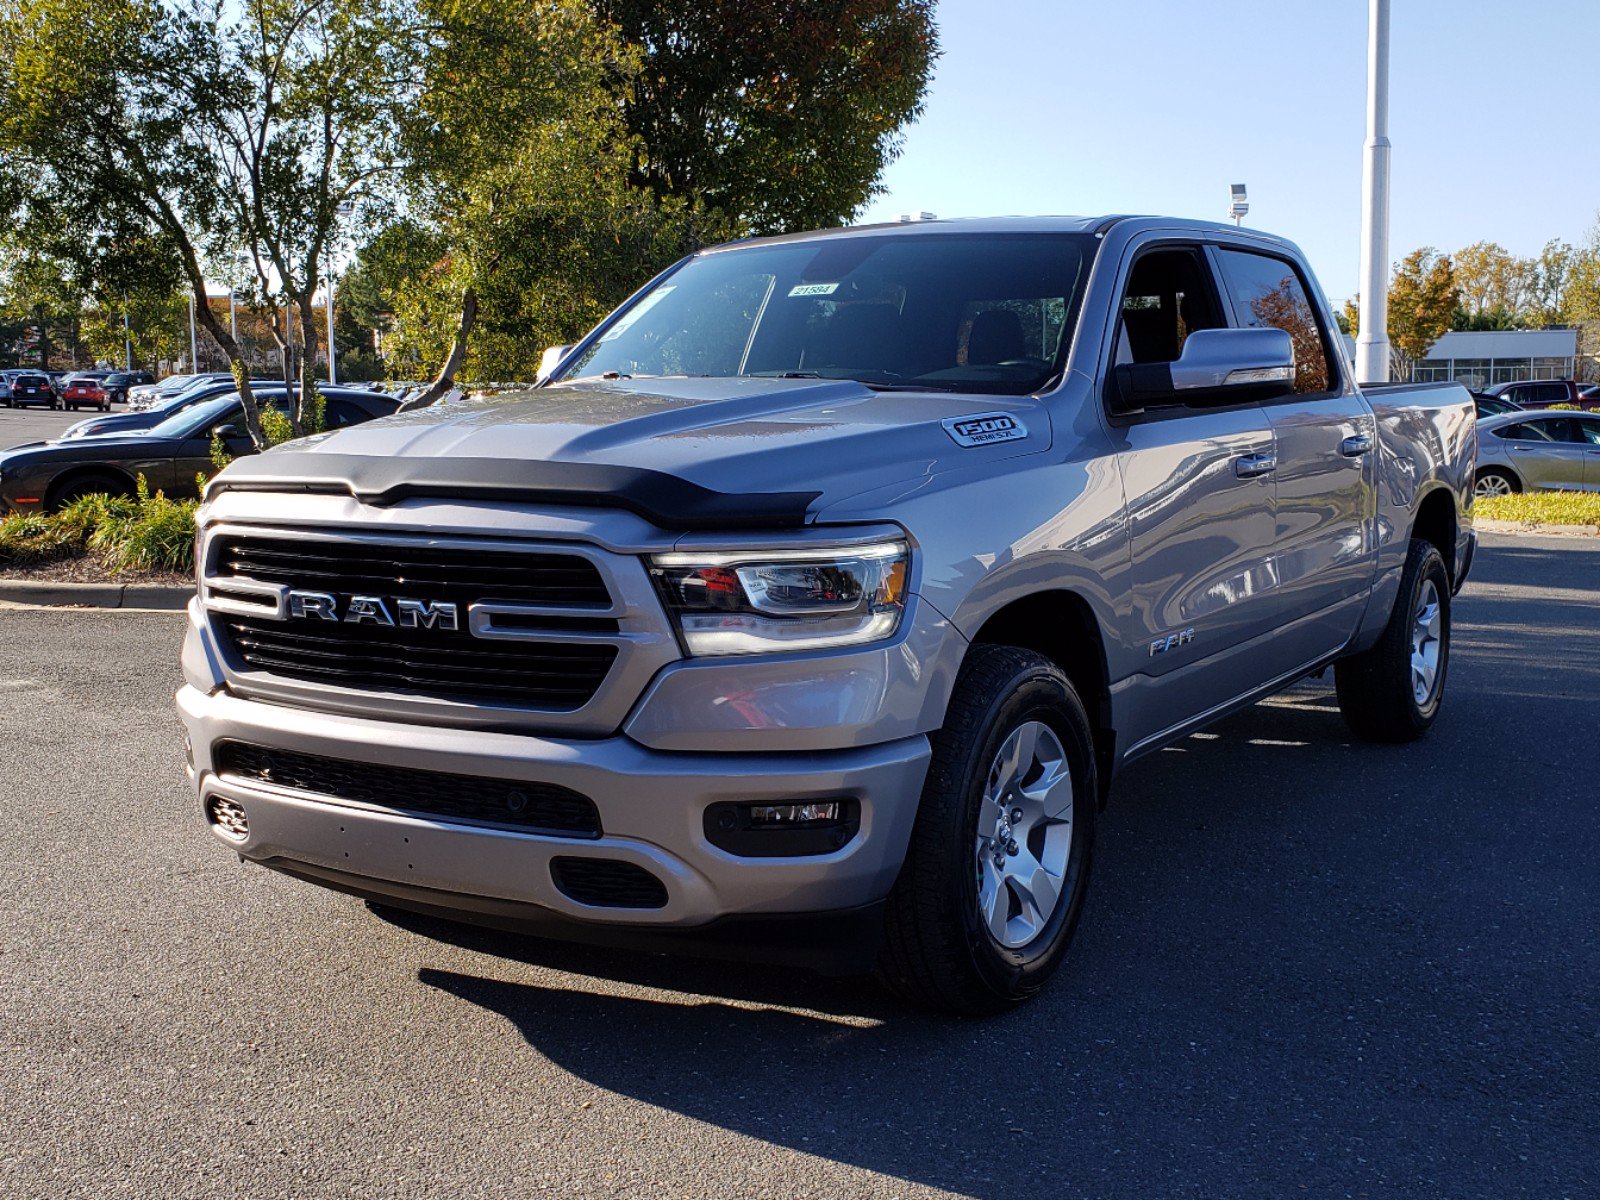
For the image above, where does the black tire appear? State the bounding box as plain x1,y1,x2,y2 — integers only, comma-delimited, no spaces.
878,645,1097,1016
46,472,133,512
1335,539,1451,743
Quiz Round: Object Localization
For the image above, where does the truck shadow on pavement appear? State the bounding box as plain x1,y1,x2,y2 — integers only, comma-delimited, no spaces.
379,542,1596,1197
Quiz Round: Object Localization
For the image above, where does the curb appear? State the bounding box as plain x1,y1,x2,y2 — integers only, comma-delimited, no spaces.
0,580,192,610
1476,519,1599,538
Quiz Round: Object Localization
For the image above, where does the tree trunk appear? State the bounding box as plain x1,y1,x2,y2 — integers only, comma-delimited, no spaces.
187,281,268,451
293,291,322,437
398,286,478,412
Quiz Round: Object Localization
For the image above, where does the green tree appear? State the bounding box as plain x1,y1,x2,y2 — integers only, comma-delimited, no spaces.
594,0,938,232
1387,248,1459,364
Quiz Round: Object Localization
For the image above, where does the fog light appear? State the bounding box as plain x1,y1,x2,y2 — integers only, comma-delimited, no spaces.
206,795,249,841
704,799,859,858
748,802,841,825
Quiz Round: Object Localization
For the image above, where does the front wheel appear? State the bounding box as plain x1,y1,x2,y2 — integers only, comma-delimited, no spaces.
878,645,1096,1015
1335,539,1451,743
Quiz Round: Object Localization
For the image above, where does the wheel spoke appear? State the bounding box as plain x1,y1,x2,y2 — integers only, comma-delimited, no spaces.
978,870,1009,941
1010,852,1061,933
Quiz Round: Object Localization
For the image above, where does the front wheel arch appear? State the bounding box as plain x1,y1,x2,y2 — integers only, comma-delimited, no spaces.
44,467,137,512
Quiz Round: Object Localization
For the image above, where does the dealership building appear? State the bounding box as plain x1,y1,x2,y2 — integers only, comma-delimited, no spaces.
1407,328,1579,389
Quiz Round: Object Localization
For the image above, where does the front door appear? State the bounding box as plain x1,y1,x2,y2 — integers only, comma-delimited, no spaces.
1213,245,1375,660
1107,243,1282,750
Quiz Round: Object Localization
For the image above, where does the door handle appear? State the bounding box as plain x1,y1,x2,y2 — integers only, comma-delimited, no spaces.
1340,434,1374,457
1234,453,1276,479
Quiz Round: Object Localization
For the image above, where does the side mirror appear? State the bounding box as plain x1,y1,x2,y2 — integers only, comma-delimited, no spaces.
213,423,243,440
536,344,574,383
1110,327,1296,416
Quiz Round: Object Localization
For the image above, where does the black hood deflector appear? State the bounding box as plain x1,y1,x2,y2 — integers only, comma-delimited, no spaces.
205,452,821,530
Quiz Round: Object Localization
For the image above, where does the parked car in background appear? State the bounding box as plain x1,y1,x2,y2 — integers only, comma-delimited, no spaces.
1579,384,1600,404
60,377,113,412
60,379,292,439
1483,379,1597,411
101,371,157,404
1474,409,1600,496
1471,391,1522,419
128,373,232,411
0,387,400,512
4,373,59,409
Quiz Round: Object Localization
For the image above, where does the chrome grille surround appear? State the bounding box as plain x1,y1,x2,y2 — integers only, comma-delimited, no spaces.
198,520,681,734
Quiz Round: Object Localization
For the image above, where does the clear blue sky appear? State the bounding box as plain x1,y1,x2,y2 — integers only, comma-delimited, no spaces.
859,0,1600,300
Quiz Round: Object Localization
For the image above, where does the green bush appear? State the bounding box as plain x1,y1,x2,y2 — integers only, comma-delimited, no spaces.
1477,492,1600,528
0,478,196,574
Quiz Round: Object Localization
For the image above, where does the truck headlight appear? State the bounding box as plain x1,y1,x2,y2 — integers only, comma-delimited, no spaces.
650,541,909,655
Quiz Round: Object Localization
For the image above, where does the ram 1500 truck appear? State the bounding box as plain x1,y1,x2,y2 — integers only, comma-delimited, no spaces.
179,217,1476,1014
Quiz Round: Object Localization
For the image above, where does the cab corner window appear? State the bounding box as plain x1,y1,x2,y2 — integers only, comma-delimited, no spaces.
1215,249,1334,395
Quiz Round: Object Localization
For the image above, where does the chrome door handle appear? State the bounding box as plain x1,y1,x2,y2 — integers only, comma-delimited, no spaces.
1340,434,1374,457
1234,453,1276,479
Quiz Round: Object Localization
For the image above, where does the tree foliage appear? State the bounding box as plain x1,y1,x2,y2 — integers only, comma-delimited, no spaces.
1386,248,1459,362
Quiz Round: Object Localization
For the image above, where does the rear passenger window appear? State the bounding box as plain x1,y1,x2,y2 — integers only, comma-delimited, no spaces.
1496,421,1558,442
1215,249,1334,395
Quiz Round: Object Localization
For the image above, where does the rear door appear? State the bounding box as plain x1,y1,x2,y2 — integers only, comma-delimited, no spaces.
1497,417,1587,489
1213,245,1375,658
1105,239,1282,747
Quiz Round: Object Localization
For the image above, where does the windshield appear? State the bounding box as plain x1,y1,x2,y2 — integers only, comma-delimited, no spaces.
560,232,1097,396
150,396,236,439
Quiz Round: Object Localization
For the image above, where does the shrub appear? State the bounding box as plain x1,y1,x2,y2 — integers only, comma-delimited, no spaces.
87,477,199,574
0,478,197,574
1476,492,1600,528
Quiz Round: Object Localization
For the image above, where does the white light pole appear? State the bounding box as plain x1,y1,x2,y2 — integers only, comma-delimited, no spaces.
1356,0,1392,384
123,304,133,370
326,200,354,386
188,292,199,372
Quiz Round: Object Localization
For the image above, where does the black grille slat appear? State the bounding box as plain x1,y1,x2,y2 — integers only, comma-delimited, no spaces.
216,741,601,836
216,537,610,607
212,535,619,710
550,857,669,908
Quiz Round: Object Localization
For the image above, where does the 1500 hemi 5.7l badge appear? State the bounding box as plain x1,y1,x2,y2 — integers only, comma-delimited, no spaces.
941,412,1028,447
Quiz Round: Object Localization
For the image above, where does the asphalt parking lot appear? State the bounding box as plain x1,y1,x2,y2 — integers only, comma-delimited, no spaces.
1,533,1595,1199
0,400,105,449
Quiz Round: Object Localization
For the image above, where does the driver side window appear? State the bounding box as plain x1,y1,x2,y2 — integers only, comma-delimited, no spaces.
1114,247,1225,367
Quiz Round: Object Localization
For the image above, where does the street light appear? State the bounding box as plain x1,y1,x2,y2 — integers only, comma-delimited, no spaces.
1356,0,1393,385
1228,184,1249,227
326,199,355,386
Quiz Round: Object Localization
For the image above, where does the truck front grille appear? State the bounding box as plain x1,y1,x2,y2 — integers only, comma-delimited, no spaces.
215,741,602,836
220,615,617,709
210,534,619,711
214,535,611,606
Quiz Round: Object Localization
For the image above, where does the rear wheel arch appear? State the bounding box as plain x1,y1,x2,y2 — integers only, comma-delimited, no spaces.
1411,485,1460,585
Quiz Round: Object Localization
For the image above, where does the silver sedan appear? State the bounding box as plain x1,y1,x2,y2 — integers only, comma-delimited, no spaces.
1475,410,1600,497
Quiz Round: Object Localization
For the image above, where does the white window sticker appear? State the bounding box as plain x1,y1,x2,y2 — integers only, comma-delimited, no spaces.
787,282,840,298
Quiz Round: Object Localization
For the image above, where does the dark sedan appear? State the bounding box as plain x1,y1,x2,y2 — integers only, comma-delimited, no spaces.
0,388,398,512
61,379,288,439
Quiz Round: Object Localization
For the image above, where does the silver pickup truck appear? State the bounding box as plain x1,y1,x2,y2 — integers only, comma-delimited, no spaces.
179,216,1476,1014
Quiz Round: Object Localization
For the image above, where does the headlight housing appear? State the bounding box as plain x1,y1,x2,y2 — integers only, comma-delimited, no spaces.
650,541,909,656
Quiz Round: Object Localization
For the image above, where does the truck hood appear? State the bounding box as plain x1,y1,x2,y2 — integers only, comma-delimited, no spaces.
211,376,1051,527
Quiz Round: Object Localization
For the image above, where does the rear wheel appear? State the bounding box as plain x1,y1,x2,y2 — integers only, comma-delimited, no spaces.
878,645,1096,1015
1335,539,1451,743
1474,469,1518,498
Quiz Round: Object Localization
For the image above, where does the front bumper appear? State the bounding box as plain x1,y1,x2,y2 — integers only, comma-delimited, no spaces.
178,684,930,936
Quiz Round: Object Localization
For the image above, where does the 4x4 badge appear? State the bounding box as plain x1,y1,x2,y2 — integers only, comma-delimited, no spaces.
942,412,1027,447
